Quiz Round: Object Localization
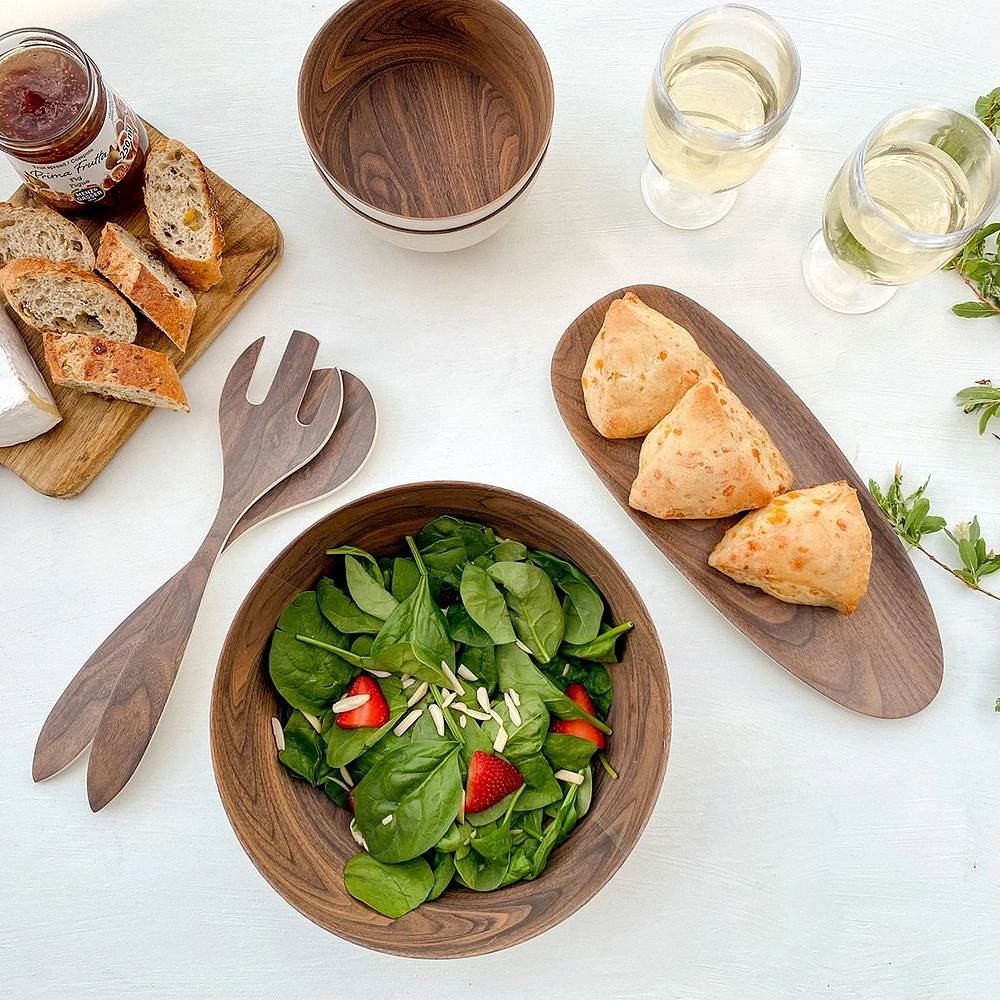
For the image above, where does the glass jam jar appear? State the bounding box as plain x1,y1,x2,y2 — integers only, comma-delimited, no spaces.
0,27,148,212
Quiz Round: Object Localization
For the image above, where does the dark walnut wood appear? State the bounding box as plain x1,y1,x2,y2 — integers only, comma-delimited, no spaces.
298,0,553,220
551,285,943,719
210,482,671,958
0,121,283,498
84,334,345,811
32,370,377,784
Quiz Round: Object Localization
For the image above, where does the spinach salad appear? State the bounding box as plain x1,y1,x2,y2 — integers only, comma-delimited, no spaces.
268,515,633,919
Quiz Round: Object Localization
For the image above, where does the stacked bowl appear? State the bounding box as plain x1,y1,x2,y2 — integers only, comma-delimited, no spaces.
298,0,555,251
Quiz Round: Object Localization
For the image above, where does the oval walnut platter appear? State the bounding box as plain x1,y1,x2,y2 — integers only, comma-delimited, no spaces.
551,285,943,719
0,121,282,498
210,482,670,958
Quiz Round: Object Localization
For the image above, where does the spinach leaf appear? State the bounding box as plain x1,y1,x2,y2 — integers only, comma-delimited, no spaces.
324,776,351,809
345,555,399,620
418,537,468,597
501,843,537,886
542,657,614,718
353,740,463,863
487,562,565,663
324,676,407,767
526,783,579,879
369,538,456,684
350,634,374,657
466,792,516,827
543,732,599,771
269,593,356,714
417,516,496,560
576,765,594,818
458,645,498,695
459,563,516,645
512,754,562,811
516,808,545,842
351,731,409,784
316,577,384,634
278,710,330,785
326,545,384,584
528,550,604,645
457,714,493,772
444,603,493,647
454,847,507,891
491,540,528,562
560,621,633,663
435,823,464,853
496,643,611,735
343,852,433,918
391,557,421,602
481,688,548,761
427,849,456,901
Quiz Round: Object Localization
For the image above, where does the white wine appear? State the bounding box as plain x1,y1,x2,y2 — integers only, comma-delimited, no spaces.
643,47,781,194
823,139,974,284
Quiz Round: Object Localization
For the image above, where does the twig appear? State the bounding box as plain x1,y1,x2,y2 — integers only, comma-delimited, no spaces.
914,542,1000,601
954,264,1000,316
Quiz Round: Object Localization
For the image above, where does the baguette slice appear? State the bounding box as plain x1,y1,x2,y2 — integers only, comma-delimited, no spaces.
1,258,137,343
43,332,189,411
143,139,224,291
96,223,196,351
0,201,96,270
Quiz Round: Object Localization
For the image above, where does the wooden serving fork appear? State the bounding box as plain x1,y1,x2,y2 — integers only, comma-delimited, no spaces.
82,331,343,811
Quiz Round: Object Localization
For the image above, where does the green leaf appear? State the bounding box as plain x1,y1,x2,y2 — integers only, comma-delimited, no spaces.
316,577,385,634
491,540,528,562
459,645,499,695
560,621,634,663
528,549,605,645
459,562,516,644
512,754,562,811
391,557,421,602
278,710,331,785
324,676,407,767
326,545,384,583
444,603,494,647
427,850,456,901
353,740,464,863
543,731,599,771
487,562,565,663
482,688,548,761
345,555,399,620
951,301,997,318
543,657,614,718
343,852,433,918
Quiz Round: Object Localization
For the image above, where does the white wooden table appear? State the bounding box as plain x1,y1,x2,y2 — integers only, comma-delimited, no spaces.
3,1,998,996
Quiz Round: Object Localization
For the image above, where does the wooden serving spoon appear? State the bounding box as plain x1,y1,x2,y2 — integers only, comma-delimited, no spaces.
31,369,377,786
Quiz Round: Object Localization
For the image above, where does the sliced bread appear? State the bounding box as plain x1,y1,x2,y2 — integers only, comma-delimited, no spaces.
96,223,196,351
0,202,96,270
43,332,189,411
1,258,137,343
143,139,224,291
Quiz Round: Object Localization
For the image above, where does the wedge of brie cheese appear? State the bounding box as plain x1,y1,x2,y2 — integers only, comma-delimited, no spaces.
0,310,61,447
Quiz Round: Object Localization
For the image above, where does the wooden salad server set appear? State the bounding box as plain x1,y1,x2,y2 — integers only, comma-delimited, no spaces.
32,331,379,809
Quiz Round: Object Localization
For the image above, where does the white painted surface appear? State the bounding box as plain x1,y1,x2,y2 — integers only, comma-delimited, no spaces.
2,1,998,997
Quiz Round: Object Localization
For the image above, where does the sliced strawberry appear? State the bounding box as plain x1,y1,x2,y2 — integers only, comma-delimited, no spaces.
335,675,390,729
465,750,524,814
552,683,606,749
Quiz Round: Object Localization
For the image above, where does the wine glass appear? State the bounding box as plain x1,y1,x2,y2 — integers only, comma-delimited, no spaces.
802,106,1000,313
640,4,801,230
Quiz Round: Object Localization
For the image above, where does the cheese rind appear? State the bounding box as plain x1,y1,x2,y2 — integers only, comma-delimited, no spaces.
0,311,61,447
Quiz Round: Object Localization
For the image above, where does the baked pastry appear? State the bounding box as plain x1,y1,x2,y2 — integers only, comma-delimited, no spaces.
628,379,793,519
708,481,872,615
143,139,224,291
1,258,137,343
582,291,723,439
96,223,196,351
43,332,189,411
0,202,95,270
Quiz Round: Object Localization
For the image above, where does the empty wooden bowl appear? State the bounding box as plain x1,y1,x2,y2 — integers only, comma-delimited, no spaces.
298,0,555,232
210,482,671,958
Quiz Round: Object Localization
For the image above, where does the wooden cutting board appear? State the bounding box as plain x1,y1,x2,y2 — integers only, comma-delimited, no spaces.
551,285,944,719
0,122,282,498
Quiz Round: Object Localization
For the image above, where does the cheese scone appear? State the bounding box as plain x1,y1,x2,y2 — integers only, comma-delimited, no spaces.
582,291,723,439
629,379,793,519
708,481,872,615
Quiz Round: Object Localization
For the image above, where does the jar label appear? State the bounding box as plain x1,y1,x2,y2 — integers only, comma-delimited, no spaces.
5,88,148,208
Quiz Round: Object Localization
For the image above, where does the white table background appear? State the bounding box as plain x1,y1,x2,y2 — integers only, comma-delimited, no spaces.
2,0,998,996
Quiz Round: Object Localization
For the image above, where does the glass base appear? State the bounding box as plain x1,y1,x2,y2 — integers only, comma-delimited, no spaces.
640,159,738,230
801,230,897,314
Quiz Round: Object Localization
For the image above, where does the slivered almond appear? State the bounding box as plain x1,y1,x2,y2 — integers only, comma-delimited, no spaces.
457,664,478,681
328,777,351,793
562,664,570,677
365,668,392,678
459,715,468,729
493,727,509,753
393,709,422,736
504,692,522,728
554,769,585,785
401,676,415,689
428,703,445,737
332,693,370,713
381,813,394,826
349,819,367,849
302,710,322,733
339,765,352,787
270,717,285,751
476,687,491,713
515,639,534,656
442,690,457,708
406,681,429,707
441,661,464,694
509,688,520,707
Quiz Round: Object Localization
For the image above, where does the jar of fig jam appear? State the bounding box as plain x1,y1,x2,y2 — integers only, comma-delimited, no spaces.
0,28,147,211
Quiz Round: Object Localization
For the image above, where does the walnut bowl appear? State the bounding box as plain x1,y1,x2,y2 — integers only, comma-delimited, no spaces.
210,481,670,958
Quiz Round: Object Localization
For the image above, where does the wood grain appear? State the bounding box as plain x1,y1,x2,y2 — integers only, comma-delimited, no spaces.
551,285,943,719
32,370,378,784
210,481,671,958
298,0,553,221
0,121,283,498
85,333,344,810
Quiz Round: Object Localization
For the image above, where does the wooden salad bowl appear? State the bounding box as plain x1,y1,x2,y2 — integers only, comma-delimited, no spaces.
210,482,670,958
297,0,554,230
